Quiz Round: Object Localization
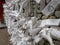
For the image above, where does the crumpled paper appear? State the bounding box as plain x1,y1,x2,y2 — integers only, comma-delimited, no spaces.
3,0,60,45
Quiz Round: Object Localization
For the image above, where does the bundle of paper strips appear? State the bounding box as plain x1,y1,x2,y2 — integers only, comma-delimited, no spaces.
3,0,60,45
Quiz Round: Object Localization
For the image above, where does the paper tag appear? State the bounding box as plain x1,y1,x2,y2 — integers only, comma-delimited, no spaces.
42,0,60,16
39,19,60,27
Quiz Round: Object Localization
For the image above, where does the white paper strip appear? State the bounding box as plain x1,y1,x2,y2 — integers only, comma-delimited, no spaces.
28,28,41,36
50,27,60,40
39,19,60,27
42,0,60,16
39,28,54,45
34,35,42,43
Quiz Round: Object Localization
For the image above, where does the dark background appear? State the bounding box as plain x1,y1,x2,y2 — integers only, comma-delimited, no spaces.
0,0,5,21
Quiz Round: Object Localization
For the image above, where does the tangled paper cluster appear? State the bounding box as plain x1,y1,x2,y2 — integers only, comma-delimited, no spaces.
3,0,60,45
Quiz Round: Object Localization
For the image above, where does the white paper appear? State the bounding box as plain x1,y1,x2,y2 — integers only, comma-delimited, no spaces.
39,19,60,27
42,0,60,16
34,0,41,3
